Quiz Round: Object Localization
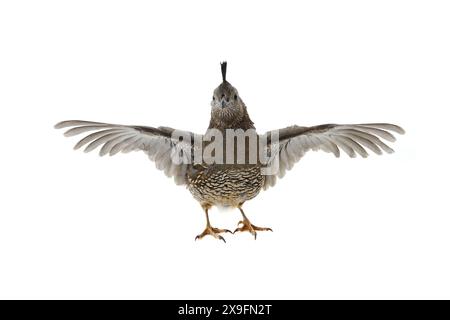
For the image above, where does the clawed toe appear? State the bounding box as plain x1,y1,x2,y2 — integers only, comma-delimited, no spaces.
233,219,273,239
195,226,231,242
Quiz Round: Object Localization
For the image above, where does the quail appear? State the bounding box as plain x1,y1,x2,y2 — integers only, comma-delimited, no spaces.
55,62,404,242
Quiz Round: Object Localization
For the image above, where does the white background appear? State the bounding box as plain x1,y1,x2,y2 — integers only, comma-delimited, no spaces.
0,0,449,299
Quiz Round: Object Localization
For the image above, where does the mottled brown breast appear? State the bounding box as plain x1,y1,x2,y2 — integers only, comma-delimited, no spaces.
187,164,264,207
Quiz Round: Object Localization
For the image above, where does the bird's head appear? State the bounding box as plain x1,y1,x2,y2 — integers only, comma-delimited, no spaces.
210,62,249,128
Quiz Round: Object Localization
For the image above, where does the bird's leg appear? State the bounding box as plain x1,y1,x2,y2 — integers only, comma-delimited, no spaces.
233,206,273,240
195,206,231,243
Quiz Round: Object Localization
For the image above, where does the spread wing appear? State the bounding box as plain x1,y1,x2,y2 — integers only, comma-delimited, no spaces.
55,120,201,185
262,123,405,189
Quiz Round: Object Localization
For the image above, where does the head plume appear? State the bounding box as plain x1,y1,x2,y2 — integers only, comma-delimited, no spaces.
220,61,227,83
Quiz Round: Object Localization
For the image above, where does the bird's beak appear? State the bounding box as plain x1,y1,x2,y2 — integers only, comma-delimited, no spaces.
221,98,226,108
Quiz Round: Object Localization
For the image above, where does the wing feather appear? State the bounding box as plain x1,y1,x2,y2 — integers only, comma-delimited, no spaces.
99,133,135,157
333,135,356,158
337,136,368,158
351,125,396,142
74,129,123,150
263,122,404,189
344,132,382,155
110,135,141,156
84,132,124,153
55,120,199,185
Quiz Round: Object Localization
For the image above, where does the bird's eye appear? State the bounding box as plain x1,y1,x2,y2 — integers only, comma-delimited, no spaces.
234,94,238,100
213,96,216,100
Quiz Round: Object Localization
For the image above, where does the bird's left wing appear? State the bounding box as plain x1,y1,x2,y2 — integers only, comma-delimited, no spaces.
55,120,201,185
261,123,405,189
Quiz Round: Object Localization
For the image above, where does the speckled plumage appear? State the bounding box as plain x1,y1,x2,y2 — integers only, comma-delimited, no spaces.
187,164,264,207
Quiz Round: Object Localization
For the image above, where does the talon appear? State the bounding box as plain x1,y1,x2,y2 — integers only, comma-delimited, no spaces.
233,217,272,240
195,225,230,242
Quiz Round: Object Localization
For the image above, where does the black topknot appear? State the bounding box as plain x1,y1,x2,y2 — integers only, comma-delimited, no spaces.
220,61,227,83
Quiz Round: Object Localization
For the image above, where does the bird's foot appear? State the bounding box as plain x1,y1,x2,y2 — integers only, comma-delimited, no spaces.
233,219,273,239
195,226,231,243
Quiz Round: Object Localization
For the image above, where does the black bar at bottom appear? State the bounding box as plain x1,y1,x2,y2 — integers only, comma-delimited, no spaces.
0,299,446,319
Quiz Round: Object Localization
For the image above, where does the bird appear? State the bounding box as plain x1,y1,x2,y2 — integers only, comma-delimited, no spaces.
55,62,404,242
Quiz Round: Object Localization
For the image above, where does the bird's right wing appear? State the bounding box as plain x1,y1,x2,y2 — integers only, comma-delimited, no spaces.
55,120,202,185
261,123,405,189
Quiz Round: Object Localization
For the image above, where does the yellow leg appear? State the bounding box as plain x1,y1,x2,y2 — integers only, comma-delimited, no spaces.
195,206,231,243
